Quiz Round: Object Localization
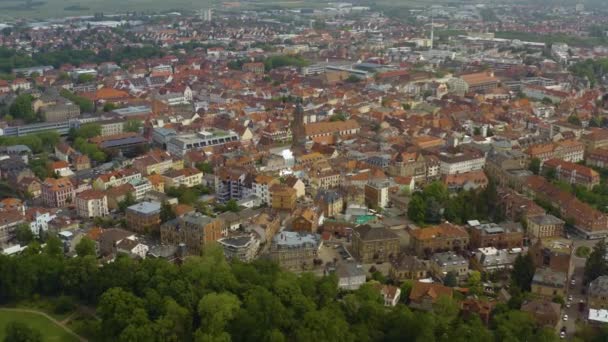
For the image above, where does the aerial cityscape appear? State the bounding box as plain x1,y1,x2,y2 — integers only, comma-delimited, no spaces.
1,1,608,341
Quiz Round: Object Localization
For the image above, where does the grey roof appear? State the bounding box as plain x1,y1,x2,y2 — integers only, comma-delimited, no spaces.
272,231,320,248
431,252,468,267
589,275,608,297
127,201,161,214
335,262,365,279
532,267,567,288
528,214,565,226
219,235,254,248
354,225,399,241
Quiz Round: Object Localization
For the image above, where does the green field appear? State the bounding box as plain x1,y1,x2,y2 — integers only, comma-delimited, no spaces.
0,310,80,342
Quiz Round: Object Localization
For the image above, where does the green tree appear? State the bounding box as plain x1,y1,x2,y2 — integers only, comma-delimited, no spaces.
75,237,96,257
511,253,535,291
98,287,146,338
117,192,136,213
43,235,64,257
407,194,426,224
77,74,95,83
103,102,117,112
444,271,458,287
196,292,241,337
15,223,34,245
160,202,176,223
124,119,142,133
156,299,192,342
467,270,483,296
585,239,608,284
529,157,541,175
568,114,582,126
4,321,42,342
9,94,36,123
195,162,213,174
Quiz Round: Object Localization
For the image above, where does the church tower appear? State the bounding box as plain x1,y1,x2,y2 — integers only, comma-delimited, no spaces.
291,102,306,156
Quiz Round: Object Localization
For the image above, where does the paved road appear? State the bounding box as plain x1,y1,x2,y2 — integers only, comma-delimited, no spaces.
556,238,597,339
0,308,87,342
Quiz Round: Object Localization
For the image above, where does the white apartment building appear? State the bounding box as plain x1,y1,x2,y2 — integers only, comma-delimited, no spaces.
75,189,109,219
437,151,485,175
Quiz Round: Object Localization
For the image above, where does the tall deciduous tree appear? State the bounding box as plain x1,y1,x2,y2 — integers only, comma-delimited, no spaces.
511,253,535,291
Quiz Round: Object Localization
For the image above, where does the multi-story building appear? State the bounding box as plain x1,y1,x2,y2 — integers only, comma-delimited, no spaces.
269,231,321,271
214,167,252,203
521,300,562,329
129,178,153,201
161,212,223,255
93,169,142,190
529,238,574,278
0,211,25,246
75,189,109,219
99,119,125,136
218,234,260,262
467,222,524,249
527,214,565,239
41,177,75,208
409,281,453,312
316,190,343,217
586,148,608,169
132,150,183,176
531,267,567,298
162,168,203,189
430,251,469,282
125,201,161,233
252,175,279,206
542,159,600,190
526,140,584,163
270,184,297,211
41,103,80,122
389,254,429,281
409,222,470,256
436,150,485,175
351,225,400,263
303,119,360,145
364,181,390,209
524,176,608,239
588,276,608,310
459,71,499,93
167,129,240,156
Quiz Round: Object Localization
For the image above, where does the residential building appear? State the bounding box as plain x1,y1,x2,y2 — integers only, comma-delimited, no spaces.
377,284,401,307
335,262,366,290
542,159,600,189
99,119,125,136
467,221,524,249
351,225,400,263
93,169,142,190
291,207,321,233
0,211,25,246
218,234,260,262
473,247,520,272
304,119,360,145
162,168,203,188
41,103,80,122
586,148,608,169
529,238,574,278
588,276,608,310
41,177,75,208
132,150,183,176
316,190,343,217
129,178,153,201
389,254,429,281
521,300,561,329
161,213,223,255
409,223,470,256
364,181,390,209
270,184,297,211
115,237,149,259
125,201,161,233
436,150,485,175
75,189,109,218
269,231,321,271
531,267,568,298
430,251,469,282
461,298,495,325
409,282,453,312
252,175,279,206
527,214,565,239
214,167,251,203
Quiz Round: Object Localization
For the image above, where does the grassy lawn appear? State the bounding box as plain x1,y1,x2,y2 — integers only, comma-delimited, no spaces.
0,311,79,342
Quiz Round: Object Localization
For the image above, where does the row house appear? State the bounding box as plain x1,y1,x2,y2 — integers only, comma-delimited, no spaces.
162,168,203,189
409,222,470,257
542,159,600,189
523,176,608,239
526,140,585,163
586,148,608,169
93,169,141,190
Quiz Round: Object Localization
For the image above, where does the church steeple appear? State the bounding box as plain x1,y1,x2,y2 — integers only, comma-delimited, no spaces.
291,101,306,156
